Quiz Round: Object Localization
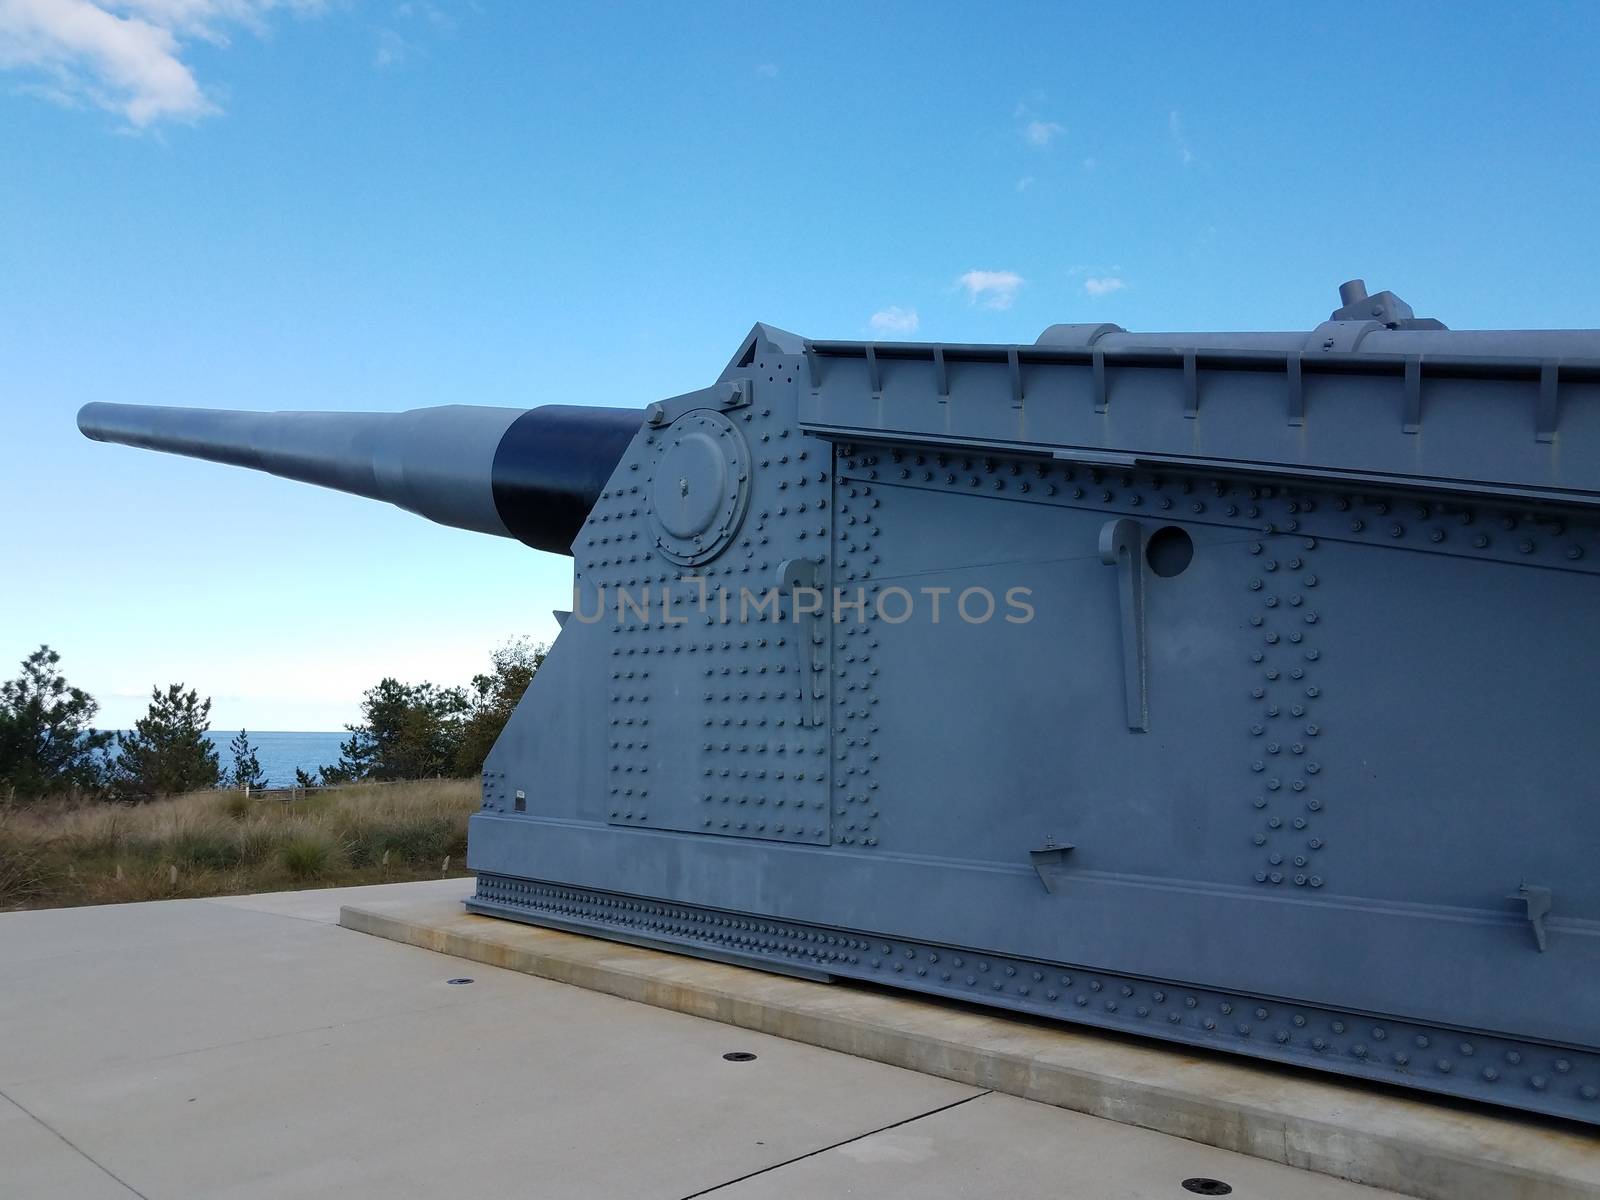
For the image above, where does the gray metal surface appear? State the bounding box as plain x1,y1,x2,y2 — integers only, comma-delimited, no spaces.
81,282,1600,1123
79,401,523,537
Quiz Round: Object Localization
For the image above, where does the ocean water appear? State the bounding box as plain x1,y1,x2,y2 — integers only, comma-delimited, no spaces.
202,731,348,787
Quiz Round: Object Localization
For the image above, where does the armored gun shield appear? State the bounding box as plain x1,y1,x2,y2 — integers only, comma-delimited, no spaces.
83,283,1600,1122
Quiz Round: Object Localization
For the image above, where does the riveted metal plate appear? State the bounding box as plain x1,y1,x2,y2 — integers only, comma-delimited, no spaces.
470,872,1600,1124
587,340,834,845
489,320,1600,1126
835,439,1600,908
831,467,884,849
604,602,833,844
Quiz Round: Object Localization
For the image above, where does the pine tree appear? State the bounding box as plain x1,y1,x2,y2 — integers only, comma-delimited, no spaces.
322,678,467,783
228,729,268,792
109,684,221,800
0,645,112,799
293,767,319,790
379,682,468,780
454,639,545,774
319,727,375,785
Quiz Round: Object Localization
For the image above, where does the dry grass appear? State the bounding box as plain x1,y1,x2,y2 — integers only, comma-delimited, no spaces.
0,778,478,911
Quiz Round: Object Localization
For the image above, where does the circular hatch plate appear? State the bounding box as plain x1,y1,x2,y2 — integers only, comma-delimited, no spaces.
646,409,751,565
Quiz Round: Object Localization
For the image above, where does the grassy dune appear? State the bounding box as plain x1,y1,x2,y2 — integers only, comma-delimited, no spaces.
0,778,478,911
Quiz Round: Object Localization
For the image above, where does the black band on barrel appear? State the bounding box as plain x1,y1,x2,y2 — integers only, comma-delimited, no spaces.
491,405,643,555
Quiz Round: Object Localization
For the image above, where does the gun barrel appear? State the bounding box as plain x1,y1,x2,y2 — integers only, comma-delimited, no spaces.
77,402,643,555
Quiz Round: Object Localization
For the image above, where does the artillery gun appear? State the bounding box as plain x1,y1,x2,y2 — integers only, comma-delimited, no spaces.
80,281,1600,1122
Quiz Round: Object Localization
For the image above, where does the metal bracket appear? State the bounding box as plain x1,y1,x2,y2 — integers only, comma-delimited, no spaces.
1329,282,1418,326
1402,356,1423,434
1033,322,1125,349
1182,349,1199,419
777,558,827,727
1052,448,1138,468
1098,518,1149,732
1537,362,1561,444
1286,352,1305,427
1029,840,1076,893
1306,319,1383,354
645,379,750,427
1508,881,1552,952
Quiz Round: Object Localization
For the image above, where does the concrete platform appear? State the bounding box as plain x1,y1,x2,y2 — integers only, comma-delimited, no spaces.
341,886,1600,1200
2,879,1407,1199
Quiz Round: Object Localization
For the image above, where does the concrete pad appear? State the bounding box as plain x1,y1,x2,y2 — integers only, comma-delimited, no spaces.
715,1091,1391,1199
206,877,472,924
11,979,978,1199
0,898,487,1088
0,1093,134,1199
341,891,1600,1200
3,886,988,1199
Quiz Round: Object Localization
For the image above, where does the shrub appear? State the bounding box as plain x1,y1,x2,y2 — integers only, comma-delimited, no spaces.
292,791,335,817
233,819,278,866
3,776,477,908
53,804,128,858
345,815,461,867
171,827,243,870
219,793,254,821
0,819,52,907
278,830,338,879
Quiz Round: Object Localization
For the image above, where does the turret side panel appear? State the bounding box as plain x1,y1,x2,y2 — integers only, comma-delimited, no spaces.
467,326,1600,1122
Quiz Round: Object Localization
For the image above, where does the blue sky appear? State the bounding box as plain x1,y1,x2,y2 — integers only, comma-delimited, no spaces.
3,1,1598,730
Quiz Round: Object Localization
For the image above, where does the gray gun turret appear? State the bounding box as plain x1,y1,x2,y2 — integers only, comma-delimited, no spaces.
80,283,1600,1123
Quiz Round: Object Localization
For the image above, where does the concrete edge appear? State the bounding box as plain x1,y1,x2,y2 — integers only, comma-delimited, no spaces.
339,901,1600,1200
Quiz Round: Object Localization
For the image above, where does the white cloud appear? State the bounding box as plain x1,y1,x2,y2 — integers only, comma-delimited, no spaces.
1084,276,1126,298
1014,175,1033,192
958,269,1023,310
1023,117,1063,147
374,25,406,67
1168,109,1194,165
117,1,317,37
395,1,453,31
376,3,457,70
1013,100,1064,148
0,0,321,126
869,306,919,335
